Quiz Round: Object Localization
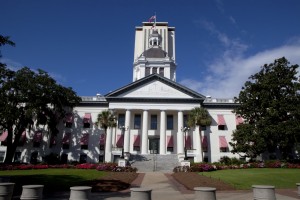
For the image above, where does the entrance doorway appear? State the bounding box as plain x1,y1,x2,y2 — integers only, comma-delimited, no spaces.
149,138,159,154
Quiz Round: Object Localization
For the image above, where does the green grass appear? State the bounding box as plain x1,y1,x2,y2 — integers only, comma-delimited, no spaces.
201,168,300,190
0,169,106,195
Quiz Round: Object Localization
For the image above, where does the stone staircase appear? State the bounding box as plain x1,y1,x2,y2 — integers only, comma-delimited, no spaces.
129,154,179,172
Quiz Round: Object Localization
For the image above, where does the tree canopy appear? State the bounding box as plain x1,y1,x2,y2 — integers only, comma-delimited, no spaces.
0,35,81,163
187,107,212,161
231,57,300,160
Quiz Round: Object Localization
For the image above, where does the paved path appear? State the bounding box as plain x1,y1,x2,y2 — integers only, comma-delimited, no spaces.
43,172,299,200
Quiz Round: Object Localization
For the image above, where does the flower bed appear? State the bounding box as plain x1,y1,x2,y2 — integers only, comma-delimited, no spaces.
0,163,137,172
173,160,300,172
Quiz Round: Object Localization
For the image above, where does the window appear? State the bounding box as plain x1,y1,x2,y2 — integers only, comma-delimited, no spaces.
83,122,90,128
81,144,88,150
167,147,173,152
61,153,68,164
30,152,38,164
100,144,105,150
152,67,157,74
218,125,225,130
201,126,207,131
220,147,229,152
203,157,209,163
150,115,157,130
33,141,41,148
145,67,150,76
159,67,164,76
167,115,173,130
0,151,5,162
118,114,125,128
134,114,141,129
183,114,188,127
66,122,72,128
99,155,104,163
133,146,140,151
62,144,70,149
79,154,87,163
14,152,21,163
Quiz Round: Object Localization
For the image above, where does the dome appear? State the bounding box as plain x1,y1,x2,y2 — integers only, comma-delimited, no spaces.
143,47,167,58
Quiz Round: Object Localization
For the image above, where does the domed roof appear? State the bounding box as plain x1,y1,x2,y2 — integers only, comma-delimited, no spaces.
143,47,167,58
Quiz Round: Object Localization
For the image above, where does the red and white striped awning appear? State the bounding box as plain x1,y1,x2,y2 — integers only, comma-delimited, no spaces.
133,135,140,147
217,115,226,126
116,134,124,147
167,135,174,147
33,131,43,142
99,134,106,145
202,136,208,148
80,133,89,145
62,132,71,144
219,136,228,148
83,113,92,124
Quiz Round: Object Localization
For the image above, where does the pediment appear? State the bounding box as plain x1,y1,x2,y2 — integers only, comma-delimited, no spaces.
120,80,192,98
105,74,206,100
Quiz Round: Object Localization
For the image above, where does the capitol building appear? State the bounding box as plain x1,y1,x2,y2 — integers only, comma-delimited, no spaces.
0,21,242,165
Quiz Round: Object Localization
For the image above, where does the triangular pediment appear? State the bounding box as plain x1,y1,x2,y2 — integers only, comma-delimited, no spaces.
105,74,205,100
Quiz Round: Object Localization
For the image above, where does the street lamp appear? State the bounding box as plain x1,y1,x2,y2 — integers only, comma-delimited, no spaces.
181,126,190,160
119,125,127,158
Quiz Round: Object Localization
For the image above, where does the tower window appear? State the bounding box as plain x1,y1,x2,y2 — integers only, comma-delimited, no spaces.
145,67,150,76
159,68,164,76
152,67,157,74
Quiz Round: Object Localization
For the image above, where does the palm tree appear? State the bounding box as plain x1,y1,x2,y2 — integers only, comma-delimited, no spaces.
95,110,117,162
187,107,212,161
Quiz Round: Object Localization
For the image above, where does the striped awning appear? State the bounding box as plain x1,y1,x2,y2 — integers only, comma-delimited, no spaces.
202,136,208,148
80,133,89,145
167,135,174,147
185,135,192,149
116,134,124,147
99,134,106,145
0,131,8,142
83,113,92,124
219,136,228,148
217,115,226,126
236,116,244,125
133,135,140,147
33,131,43,142
65,113,73,123
62,132,71,144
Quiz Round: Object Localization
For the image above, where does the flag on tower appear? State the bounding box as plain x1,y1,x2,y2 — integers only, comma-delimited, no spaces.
148,15,156,23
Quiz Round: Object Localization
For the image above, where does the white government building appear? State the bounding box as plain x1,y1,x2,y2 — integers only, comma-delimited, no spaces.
0,21,242,165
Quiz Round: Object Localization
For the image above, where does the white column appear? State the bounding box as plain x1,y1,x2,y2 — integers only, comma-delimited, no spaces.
124,110,131,152
105,127,113,162
141,110,148,154
194,126,202,162
177,111,184,154
160,110,166,154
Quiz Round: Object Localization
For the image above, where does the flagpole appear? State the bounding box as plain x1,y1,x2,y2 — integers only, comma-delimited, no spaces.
154,12,157,30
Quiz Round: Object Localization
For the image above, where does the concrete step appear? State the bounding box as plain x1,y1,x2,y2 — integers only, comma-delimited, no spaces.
130,154,179,172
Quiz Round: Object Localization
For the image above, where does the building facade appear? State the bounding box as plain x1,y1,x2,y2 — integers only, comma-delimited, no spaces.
0,21,241,164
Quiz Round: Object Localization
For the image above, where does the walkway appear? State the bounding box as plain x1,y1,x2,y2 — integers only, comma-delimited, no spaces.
43,172,299,200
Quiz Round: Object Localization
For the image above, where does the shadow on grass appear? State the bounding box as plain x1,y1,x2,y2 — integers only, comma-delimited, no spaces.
6,174,133,196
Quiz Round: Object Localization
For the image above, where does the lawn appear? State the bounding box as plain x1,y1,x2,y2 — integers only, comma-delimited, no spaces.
0,169,106,195
201,168,300,190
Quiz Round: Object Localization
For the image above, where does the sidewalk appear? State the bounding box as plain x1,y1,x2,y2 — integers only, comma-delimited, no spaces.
43,172,299,200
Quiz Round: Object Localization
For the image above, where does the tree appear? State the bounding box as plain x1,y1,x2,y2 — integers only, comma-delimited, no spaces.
231,57,300,160
0,36,81,163
187,107,212,161
95,110,117,162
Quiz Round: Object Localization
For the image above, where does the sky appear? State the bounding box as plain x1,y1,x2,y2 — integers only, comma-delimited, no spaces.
1,0,300,98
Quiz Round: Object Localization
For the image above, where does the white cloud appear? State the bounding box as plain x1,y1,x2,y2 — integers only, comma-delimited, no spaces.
180,43,300,98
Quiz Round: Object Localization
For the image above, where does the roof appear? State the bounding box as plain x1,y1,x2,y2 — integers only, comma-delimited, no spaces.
143,47,167,58
105,74,206,102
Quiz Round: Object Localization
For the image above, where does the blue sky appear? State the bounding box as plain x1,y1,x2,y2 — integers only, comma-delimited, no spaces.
1,0,300,98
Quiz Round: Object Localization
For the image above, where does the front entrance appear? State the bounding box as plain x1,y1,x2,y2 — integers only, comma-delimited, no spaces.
149,138,159,154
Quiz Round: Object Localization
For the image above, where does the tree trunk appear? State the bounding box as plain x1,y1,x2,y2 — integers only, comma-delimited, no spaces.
4,127,21,164
199,126,203,162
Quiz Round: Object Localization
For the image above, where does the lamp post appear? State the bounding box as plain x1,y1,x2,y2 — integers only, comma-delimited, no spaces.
120,126,126,158
181,127,190,160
